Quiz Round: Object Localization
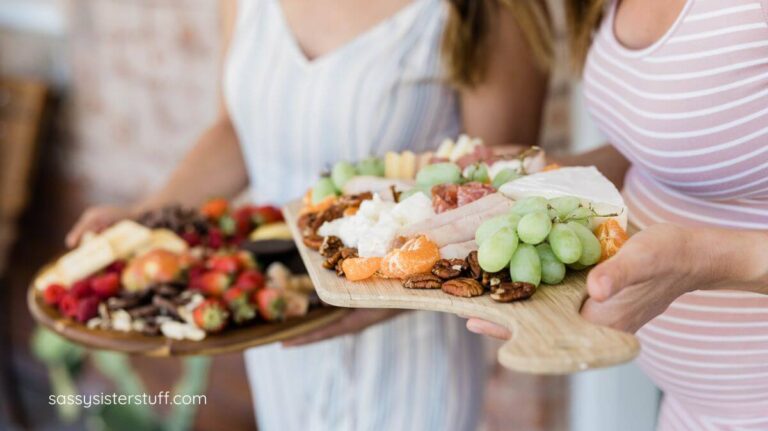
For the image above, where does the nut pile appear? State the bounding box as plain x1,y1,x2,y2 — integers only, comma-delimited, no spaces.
318,236,358,276
402,251,537,303
298,192,372,250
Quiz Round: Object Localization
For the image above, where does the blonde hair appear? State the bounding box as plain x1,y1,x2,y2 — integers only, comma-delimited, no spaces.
441,0,606,85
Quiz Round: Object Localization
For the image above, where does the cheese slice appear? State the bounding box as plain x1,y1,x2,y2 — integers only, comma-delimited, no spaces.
57,236,116,285
499,166,627,230
101,220,153,259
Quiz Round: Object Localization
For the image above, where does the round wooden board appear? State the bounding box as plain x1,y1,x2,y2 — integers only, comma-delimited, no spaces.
28,287,349,357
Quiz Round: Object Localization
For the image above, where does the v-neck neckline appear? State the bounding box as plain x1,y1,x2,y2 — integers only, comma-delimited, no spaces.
273,0,424,68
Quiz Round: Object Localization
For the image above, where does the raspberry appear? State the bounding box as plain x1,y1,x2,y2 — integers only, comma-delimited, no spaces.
43,284,67,306
70,278,93,299
106,260,126,274
91,272,120,299
75,296,100,323
59,293,79,318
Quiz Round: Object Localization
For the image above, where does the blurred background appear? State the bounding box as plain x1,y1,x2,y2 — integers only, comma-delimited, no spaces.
0,1,659,430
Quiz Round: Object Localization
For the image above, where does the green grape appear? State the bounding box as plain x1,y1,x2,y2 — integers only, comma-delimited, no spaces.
509,243,542,287
491,168,521,189
568,262,589,271
478,227,518,273
547,223,582,264
510,196,549,216
312,177,338,204
536,243,566,285
416,163,462,187
566,221,602,266
566,206,593,225
475,213,521,245
516,211,552,245
548,196,581,219
331,161,357,189
355,157,385,177
470,163,490,183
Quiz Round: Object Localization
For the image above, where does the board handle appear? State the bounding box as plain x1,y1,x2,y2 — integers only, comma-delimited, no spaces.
492,283,640,374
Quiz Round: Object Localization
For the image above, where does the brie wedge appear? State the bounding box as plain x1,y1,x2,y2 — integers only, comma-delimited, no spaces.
498,166,627,230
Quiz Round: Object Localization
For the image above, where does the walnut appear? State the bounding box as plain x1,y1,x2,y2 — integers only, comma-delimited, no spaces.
432,259,467,280
323,250,343,270
319,236,343,257
490,282,536,303
465,251,482,280
403,273,442,289
441,278,484,298
297,213,317,235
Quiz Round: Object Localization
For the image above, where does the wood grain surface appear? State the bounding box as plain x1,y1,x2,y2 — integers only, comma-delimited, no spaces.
284,199,639,374
28,284,349,357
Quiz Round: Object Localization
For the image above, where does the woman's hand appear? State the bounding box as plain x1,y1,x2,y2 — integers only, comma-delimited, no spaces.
582,223,768,333
282,309,403,347
66,205,133,248
466,223,768,337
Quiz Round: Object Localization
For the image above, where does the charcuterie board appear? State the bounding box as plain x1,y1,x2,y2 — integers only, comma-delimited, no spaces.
284,199,639,374
28,278,348,357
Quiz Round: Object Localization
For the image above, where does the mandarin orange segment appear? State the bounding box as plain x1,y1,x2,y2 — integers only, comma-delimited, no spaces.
541,163,561,172
342,257,382,281
300,194,337,215
380,235,440,279
595,219,629,262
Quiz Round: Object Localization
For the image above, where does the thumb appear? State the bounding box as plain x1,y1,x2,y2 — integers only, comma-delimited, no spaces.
587,249,645,302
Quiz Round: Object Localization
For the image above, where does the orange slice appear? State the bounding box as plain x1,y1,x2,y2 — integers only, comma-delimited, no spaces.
595,219,628,262
342,257,383,281
380,235,440,279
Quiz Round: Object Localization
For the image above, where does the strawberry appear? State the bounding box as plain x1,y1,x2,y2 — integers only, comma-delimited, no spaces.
252,205,284,225
196,271,232,297
233,206,256,236
181,230,201,247
207,254,241,274
201,198,229,220
105,260,126,274
75,296,100,323
234,269,264,291
70,278,93,299
43,283,67,306
192,299,229,332
207,227,224,249
58,293,79,319
254,288,286,322
91,272,121,300
223,286,257,323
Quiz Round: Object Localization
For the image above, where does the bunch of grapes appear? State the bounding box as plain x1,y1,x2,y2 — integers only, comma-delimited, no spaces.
476,196,604,286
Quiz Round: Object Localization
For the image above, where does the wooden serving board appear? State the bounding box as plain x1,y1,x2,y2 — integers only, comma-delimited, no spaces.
28,286,348,357
284,200,639,374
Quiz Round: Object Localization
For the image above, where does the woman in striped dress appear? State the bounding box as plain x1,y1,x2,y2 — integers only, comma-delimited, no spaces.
467,0,768,429
67,0,549,429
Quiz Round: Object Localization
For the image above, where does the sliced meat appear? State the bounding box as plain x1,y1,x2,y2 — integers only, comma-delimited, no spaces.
440,240,477,260
398,193,513,247
457,182,495,207
432,184,459,213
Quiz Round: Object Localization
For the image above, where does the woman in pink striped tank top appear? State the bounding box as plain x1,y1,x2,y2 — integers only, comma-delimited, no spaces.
467,0,768,428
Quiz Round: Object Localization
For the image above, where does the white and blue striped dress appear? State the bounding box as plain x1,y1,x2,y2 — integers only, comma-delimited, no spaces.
223,1,486,430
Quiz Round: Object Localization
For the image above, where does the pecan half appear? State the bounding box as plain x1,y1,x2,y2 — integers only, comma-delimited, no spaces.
481,270,510,289
490,282,536,303
465,251,482,280
403,273,442,289
319,236,343,257
340,247,358,259
303,234,324,250
432,258,467,280
441,278,484,298
297,213,317,235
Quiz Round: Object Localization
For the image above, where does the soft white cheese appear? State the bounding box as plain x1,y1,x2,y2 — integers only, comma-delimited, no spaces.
499,166,628,229
318,192,436,257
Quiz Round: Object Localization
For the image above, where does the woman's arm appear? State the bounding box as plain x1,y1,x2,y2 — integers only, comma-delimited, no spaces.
459,3,549,146
67,0,246,246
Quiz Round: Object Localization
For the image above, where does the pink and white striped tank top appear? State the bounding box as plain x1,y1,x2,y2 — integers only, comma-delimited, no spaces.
583,0,768,429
